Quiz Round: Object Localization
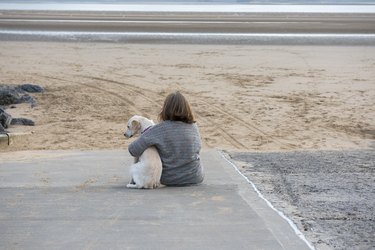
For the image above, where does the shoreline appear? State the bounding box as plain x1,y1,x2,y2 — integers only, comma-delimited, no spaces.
1,10,375,45
2,32,375,46
2,7,375,34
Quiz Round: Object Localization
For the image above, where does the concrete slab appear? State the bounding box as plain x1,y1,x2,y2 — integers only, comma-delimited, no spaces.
0,150,312,250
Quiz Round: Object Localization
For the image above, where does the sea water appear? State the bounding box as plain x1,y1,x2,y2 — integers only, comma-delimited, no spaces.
0,0,375,45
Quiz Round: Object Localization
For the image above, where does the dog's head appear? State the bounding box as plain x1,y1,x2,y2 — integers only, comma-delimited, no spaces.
124,115,142,138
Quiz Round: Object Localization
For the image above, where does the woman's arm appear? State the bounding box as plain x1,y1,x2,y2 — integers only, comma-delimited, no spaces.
128,123,165,157
128,136,150,157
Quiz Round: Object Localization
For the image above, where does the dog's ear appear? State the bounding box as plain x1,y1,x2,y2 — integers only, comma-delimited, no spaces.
131,120,140,130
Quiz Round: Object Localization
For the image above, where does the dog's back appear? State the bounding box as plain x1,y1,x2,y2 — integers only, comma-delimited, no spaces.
139,146,162,188
127,146,162,189
125,115,163,189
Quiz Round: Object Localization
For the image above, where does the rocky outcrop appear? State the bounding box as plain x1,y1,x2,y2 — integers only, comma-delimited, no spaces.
0,84,44,107
0,107,12,133
0,84,43,133
10,118,35,126
16,84,44,93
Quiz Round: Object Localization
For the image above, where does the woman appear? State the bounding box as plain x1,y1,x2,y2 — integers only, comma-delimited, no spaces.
128,91,204,186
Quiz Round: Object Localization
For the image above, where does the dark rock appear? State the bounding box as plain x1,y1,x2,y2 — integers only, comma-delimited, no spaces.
0,107,12,129
0,86,20,105
19,94,36,107
10,118,34,126
0,84,39,129
16,84,44,93
0,123,6,133
0,103,35,130
0,84,42,106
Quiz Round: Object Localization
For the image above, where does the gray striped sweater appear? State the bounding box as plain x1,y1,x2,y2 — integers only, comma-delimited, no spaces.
128,120,204,186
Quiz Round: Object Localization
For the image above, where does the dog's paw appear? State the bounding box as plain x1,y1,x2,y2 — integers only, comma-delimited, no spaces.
126,183,138,189
153,182,165,189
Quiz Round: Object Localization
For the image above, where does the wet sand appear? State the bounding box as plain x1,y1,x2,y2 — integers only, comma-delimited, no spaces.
1,9,375,34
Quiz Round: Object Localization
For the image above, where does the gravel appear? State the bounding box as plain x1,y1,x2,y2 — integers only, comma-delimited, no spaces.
228,149,375,250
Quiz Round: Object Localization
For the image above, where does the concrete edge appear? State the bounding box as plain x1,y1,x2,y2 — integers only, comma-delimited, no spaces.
218,150,315,250
0,132,32,150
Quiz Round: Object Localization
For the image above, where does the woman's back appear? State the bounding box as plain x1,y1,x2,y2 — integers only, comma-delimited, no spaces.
128,91,204,186
129,120,204,186
151,120,203,185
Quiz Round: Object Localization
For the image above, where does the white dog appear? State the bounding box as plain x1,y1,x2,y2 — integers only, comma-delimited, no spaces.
124,115,162,189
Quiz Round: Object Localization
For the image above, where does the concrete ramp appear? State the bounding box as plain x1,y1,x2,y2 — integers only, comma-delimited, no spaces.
0,150,311,249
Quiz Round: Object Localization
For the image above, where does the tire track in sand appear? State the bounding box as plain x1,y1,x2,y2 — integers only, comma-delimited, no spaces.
77,75,164,108
33,73,253,150
77,75,248,150
195,99,297,150
34,74,143,114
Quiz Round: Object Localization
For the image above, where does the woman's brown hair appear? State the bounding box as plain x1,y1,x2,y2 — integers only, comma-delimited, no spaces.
159,91,196,124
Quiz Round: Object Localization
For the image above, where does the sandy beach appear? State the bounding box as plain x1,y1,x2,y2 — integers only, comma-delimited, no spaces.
1,42,374,152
